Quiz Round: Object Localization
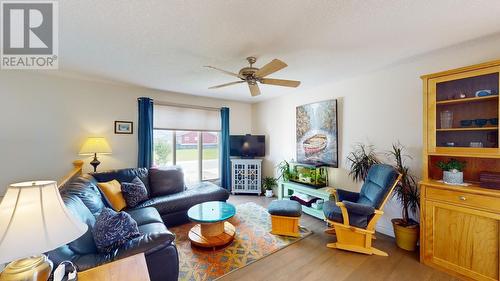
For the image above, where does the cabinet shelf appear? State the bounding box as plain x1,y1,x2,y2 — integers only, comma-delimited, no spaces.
436,95,498,105
436,126,498,132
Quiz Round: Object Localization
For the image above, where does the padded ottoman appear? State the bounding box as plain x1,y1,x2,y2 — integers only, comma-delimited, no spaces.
268,200,302,237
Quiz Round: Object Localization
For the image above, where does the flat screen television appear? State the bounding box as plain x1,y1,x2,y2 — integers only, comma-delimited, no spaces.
230,135,265,158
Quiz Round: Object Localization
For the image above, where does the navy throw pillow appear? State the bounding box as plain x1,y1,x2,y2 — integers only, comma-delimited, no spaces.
121,177,148,208
92,208,141,253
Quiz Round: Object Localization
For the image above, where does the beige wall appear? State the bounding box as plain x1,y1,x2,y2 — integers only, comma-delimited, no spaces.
0,72,252,194
251,33,500,235
2,33,500,237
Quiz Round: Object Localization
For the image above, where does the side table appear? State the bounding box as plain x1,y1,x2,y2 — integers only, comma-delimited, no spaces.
78,253,150,281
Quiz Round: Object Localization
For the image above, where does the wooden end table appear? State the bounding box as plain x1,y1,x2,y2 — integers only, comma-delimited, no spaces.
78,253,150,281
187,201,236,248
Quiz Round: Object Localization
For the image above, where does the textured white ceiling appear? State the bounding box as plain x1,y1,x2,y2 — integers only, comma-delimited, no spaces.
58,0,500,102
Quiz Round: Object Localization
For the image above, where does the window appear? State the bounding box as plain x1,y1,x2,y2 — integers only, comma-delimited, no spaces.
153,130,220,185
202,132,219,180
153,104,221,185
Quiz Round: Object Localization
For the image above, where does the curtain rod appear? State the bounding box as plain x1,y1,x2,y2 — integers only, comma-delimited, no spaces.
154,101,221,112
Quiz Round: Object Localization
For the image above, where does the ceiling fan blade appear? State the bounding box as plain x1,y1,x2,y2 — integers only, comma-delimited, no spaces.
261,78,301,88
208,81,245,89
204,66,241,78
248,83,261,97
254,59,288,78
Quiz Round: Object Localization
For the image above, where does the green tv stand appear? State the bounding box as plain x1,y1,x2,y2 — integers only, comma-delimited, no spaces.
277,181,334,220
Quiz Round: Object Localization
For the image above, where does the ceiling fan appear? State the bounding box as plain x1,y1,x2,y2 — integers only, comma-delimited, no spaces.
205,57,301,97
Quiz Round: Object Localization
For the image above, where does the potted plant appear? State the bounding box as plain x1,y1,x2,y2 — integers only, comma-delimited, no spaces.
346,143,380,182
262,177,277,197
437,158,466,185
277,160,291,181
388,143,420,251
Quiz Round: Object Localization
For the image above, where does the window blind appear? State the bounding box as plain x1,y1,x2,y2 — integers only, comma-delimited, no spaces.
154,104,221,131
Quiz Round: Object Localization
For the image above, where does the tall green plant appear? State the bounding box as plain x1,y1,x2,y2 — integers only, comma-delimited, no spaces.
276,160,291,181
347,143,380,182
387,143,420,226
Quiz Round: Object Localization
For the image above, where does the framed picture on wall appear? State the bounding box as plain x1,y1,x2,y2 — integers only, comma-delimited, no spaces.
115,121,133,134
296,99,338,167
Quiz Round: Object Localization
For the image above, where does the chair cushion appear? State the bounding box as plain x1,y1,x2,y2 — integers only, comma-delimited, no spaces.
97,180,127,211
268,200,302,217
149,167,185,197
336,189,360,202
358,164,398,209
342,201,375,216
323,200,371,228
92,208,141,253
134,181,229,215
121,177,149,208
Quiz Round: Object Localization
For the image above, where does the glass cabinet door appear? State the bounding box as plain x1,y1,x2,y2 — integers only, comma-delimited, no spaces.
428,66,500,153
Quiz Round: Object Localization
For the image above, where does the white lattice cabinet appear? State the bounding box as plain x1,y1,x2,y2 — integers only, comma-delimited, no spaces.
231,159,262,195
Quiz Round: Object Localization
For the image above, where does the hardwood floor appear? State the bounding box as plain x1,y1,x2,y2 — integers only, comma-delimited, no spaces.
219,195,457,281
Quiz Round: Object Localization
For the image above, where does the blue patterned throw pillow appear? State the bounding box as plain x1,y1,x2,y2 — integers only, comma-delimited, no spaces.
92,208,141,253
121,177,148,208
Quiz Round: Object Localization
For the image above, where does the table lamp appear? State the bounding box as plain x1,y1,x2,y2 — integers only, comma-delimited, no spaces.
0,181,87,281
79,137,112,172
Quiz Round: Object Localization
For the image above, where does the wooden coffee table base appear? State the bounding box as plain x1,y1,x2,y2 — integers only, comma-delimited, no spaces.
188,221,236,248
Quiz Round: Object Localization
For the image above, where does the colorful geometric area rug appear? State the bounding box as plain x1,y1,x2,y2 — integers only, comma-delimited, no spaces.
170,202,312,281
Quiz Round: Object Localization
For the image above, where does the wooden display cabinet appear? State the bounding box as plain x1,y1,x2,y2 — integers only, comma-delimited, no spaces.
421,60,500,281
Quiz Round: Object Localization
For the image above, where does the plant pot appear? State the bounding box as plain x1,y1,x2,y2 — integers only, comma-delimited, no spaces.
443,170,463,184
265,190,274,197
392,219,419,251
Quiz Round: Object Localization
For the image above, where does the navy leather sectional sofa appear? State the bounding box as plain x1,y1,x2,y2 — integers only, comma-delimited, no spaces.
47,167,230,281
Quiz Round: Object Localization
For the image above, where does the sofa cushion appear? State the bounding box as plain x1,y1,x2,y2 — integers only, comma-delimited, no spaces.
149,167,185,197
60,175,105,215
92,208,141,253
61,194,98,254
126,207,164,226
97,180,127,211
134,181,229,215
121,177,149,208
138,223,169,235
91,168,150,194
49,229,176,272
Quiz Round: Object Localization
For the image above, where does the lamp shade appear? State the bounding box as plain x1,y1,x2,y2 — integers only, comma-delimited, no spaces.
0,181,88,264
79,137,112,155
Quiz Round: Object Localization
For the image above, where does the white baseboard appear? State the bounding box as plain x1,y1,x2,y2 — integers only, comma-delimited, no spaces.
376,224,395,237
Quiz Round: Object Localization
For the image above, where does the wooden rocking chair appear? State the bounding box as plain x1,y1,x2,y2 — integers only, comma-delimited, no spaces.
323,164,401,256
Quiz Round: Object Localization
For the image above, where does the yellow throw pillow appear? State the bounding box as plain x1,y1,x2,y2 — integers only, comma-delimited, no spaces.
97,180,127,211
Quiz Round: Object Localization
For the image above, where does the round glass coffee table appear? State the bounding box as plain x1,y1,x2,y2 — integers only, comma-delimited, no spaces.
187,201,236,248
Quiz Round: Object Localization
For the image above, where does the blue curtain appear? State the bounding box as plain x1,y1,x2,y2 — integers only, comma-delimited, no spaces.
220,107,231,190
137,97,154,168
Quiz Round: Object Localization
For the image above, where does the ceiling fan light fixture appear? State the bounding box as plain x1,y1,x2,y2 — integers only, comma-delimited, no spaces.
205,57,300,97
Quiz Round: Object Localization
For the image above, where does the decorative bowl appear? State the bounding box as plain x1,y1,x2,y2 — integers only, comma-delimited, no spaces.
475,89,493,97
474,119,488,127
460,120,473,127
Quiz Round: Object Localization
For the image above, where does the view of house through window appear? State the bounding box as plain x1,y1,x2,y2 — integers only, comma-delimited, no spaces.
154,129,219,185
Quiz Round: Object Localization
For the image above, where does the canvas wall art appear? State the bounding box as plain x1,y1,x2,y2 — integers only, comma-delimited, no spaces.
296,99,338,167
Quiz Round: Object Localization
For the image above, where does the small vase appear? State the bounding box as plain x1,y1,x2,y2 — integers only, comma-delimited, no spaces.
265,190,274,197
443,170,463,185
